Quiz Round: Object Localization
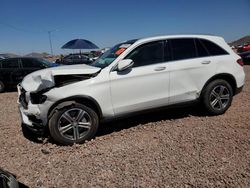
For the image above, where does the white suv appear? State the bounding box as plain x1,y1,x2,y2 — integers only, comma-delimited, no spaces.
18,35,245,145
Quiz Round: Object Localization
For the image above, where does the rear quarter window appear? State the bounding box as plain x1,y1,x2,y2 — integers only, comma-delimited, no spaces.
199,39,228,56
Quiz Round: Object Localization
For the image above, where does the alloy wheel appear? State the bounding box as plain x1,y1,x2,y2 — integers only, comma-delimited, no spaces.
209,85,230,111
58,108,92,141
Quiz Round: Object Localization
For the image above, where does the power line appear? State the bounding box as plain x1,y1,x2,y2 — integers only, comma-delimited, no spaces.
0,22,44,34
0,21,61,55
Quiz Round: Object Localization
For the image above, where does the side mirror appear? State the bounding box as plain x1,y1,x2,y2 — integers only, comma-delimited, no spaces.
117,59,134,71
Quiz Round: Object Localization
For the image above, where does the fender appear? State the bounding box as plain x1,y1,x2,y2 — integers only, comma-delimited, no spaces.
48,95,103,119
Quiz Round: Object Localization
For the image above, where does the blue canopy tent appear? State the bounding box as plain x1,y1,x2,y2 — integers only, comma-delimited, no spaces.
61,39,99,54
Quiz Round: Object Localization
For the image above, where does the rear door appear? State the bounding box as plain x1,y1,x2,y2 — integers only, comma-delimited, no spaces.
168,38,218,104
109,40,171,115
0,58,21,86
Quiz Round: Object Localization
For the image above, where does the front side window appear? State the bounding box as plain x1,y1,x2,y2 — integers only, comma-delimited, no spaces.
125,41,164,67
170,38,196,61
1,59,19,68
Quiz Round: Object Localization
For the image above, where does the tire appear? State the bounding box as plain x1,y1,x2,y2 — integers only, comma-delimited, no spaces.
202,79,233,115
0,168,19,188
49,102,99,145
0,81,5,93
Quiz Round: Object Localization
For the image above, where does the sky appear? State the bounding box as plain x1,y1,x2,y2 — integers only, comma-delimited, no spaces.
0,0,249,55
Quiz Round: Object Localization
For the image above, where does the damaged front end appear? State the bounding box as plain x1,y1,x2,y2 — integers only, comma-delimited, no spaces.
17,64,101,134
21,64,101,92
29,74,98,105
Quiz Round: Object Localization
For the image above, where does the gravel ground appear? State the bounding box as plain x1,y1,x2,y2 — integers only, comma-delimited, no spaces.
0,66,250,188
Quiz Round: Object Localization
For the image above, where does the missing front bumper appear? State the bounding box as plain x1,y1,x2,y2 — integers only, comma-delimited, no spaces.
19,108,46,135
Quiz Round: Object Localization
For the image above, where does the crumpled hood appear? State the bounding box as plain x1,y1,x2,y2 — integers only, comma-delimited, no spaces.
21,64,101,92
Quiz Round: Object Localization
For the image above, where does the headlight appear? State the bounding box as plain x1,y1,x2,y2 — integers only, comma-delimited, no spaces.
30,93,47,104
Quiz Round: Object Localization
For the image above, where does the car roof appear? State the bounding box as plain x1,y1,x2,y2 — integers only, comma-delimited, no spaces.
134,34,223,43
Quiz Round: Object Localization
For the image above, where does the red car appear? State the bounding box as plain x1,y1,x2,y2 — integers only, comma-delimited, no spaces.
238,43,250,53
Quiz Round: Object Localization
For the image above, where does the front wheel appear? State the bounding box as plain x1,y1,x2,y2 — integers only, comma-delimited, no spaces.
49,103,99,145
202,79,233,115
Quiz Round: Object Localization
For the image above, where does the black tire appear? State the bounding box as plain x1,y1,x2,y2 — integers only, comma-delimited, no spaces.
0,81,5,93
202,79,233,115
49,102,99,145
0,168,19,188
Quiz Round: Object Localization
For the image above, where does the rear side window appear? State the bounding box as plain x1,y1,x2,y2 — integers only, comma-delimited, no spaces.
195,39,210,57
126,41,164,67
170,39,196,61
1,59,19,68
22,59,41,68
199,39,228,56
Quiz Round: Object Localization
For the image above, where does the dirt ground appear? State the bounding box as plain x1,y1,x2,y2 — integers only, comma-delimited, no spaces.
0,66,250,188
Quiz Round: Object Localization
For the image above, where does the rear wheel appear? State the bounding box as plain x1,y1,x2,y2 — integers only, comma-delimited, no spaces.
202,79,233,115
49,102,99,145
0,81,5,93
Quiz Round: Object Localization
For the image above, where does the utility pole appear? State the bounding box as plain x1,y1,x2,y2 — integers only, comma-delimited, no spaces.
47,29,58,56
48,31,53,56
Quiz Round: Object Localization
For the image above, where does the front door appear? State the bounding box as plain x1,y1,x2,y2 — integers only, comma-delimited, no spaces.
109,40,171,115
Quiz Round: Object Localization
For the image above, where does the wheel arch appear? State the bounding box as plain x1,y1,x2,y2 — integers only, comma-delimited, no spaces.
202,73,237,95
48,95,103,120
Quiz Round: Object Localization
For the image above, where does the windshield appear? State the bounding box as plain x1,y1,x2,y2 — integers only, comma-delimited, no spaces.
91,40,137,68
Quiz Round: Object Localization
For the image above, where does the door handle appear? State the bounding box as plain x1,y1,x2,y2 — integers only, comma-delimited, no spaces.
201,60,211,64
154,67,166,71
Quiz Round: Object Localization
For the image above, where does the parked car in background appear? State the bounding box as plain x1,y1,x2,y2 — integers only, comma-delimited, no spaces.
0,57,57,92
55,54,92,65
239,50,250,65
237,43,250,53
18,35,245,145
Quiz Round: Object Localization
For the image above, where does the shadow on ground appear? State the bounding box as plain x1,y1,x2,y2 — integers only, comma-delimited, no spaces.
96,104,205,137
21,104,206,145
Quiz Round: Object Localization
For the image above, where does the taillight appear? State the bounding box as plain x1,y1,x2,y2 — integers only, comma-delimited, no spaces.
237,58,244,66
